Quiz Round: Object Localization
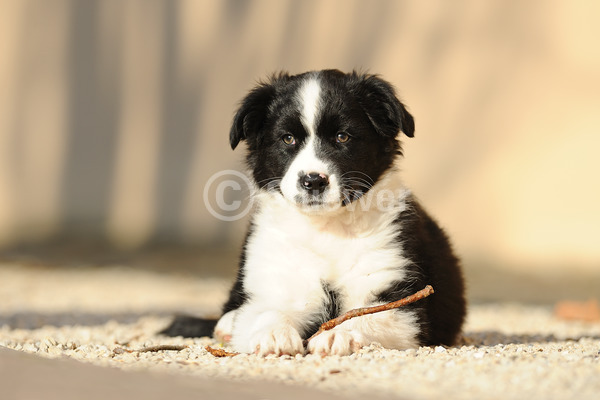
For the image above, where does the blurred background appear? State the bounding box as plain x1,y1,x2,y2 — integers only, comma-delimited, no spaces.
1,0,599,303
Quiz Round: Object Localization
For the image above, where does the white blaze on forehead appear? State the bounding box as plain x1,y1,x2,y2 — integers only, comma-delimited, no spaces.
298,77,322,136
279,75,342,209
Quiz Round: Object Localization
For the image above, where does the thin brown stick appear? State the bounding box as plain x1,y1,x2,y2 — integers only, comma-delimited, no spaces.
112,344,187,355
306,285,434,343
138,344,188,352
205,346,239,357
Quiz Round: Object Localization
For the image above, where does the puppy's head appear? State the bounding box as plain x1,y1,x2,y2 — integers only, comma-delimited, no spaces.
230,70,414,213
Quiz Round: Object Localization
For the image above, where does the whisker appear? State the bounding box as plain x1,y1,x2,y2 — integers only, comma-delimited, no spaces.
255,176,284,186
342,180,373,191
343,179,373,188
340,171,375,184
259,177,283,192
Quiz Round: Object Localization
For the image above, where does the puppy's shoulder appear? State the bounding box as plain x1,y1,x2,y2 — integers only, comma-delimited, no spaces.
395,194,455,258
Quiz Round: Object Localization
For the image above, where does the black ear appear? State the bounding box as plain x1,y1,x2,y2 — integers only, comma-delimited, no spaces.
352,73,415,138
229,82,276,150
230,72,293,150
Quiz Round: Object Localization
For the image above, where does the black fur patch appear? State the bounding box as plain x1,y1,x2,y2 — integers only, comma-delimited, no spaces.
159,316,217,338
376,196,466,346
222,225,253,314
301,281,343,340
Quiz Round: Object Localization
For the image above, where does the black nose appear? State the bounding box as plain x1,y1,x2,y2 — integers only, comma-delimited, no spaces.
300,173,329,194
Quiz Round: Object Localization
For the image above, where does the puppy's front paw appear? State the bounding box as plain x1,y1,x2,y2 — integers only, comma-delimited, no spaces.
214,310,236,344
307,329,364,356
250,324,304,357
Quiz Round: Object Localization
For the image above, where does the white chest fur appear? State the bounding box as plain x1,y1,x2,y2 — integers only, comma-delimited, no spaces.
244,173,412,316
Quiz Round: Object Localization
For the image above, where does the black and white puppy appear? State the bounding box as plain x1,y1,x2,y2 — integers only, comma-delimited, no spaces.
163,69,466,356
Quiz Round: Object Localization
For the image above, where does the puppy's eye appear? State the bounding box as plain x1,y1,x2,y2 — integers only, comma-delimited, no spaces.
336,132,350,143
281,134,296,146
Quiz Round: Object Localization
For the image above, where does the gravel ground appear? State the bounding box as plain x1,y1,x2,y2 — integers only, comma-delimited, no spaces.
1,263,599,400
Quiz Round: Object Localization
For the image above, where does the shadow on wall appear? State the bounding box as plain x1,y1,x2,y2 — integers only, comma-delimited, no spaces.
1,0,401,248
49,1,203,245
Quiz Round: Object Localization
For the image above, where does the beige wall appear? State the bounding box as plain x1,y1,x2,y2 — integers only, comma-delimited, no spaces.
1,0,599,275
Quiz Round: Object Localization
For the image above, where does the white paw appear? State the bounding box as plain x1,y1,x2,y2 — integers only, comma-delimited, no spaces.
307,329,364,356
249,324,304,356
214,310,236,344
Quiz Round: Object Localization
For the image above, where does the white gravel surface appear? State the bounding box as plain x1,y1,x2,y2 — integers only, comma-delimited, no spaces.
1,263,599,400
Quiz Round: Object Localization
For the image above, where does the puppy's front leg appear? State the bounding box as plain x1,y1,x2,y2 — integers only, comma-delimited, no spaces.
307,309,421,356
231,306,304,356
